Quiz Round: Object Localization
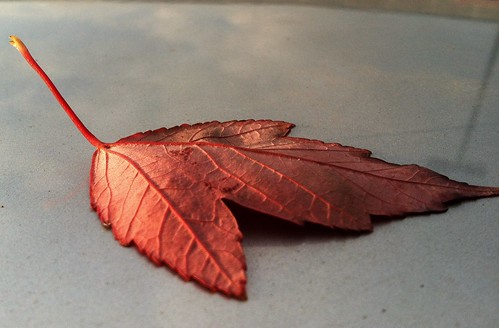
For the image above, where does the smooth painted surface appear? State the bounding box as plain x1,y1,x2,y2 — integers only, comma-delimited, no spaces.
1,2,498,327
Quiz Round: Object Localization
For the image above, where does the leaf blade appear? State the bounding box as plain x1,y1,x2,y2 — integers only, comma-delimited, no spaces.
90,147,247,299
90,120,498,299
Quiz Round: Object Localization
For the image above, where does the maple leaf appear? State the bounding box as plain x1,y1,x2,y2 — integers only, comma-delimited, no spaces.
11,36,499,300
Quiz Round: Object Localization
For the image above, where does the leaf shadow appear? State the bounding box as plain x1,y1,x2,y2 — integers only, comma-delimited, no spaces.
224,200,369,247
225,197,487,248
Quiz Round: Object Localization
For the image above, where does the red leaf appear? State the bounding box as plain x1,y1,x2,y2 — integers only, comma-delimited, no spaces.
11,36,499,300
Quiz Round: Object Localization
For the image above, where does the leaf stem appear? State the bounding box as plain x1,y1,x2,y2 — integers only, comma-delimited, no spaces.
10,35,103,148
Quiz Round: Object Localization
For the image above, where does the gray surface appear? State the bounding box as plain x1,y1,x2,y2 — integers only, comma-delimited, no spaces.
1,2,498,328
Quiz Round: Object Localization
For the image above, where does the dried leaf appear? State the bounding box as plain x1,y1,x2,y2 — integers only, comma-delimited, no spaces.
11,36,499,300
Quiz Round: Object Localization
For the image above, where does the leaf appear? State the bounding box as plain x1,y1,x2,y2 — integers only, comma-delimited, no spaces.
11,36,499,300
